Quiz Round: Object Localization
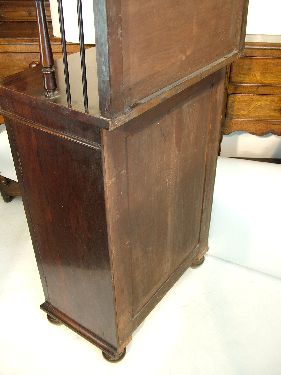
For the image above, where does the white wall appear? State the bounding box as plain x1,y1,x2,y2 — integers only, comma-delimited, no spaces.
246,0,281,35
209,157,281,278
221,133,281,159
49,0,95,44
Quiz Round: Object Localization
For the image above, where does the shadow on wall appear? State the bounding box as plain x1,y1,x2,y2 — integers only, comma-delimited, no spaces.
220,132,281,159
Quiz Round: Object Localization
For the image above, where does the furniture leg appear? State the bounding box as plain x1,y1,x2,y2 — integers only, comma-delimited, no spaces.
102,349,126,363
191,255,206,269
47,314,62,326
0,176,14,202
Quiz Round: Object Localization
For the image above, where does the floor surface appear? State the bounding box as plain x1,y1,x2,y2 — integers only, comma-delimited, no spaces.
1,197,281,375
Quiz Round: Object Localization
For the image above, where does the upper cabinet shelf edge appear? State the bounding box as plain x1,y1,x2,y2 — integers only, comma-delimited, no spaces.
94,0,249,118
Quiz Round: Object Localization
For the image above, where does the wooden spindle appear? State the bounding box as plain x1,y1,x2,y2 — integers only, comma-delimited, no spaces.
35,0,57,98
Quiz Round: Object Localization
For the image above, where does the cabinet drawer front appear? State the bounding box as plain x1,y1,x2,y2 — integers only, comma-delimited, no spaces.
231,57,281,85
227,94,281,120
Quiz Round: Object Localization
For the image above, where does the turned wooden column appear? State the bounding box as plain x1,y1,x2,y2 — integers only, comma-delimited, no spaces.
34,0,57,97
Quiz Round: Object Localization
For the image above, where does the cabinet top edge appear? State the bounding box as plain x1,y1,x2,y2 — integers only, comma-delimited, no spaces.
0,48,239,131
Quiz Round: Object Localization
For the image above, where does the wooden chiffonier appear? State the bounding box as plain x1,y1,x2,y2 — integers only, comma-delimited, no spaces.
224,34,281,136
0,0,248,362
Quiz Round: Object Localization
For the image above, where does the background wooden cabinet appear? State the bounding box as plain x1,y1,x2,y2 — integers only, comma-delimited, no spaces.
224,35,281,136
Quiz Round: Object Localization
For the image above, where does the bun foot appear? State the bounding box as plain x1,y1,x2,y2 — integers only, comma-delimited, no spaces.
47,314,62,325
191,255,205,269
0,176,13,202
102,348,126,363
1,193,13,203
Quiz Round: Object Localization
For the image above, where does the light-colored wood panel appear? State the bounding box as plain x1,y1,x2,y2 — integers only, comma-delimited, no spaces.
0,0,51,22
231,58,281,85
0,42,85,78
224,35,281,136
0,39,83,53
0,52,63,78
227,94,281,121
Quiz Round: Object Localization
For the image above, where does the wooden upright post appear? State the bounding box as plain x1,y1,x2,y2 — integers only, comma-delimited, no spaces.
34,0,57,97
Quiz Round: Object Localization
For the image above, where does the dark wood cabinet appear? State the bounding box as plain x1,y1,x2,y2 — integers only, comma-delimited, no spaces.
0,0,248,361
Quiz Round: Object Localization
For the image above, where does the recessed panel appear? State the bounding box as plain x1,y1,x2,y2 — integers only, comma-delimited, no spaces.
121,0,246,105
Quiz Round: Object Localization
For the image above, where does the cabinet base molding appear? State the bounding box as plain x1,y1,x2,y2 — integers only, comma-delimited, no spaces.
47,314,62,325
40,302,127,360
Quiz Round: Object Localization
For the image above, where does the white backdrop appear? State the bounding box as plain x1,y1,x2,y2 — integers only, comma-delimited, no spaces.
49,0,95,44
247,0,281,35
209,157,281,279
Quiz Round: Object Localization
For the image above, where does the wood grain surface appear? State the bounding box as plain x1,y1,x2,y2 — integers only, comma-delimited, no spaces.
224,35,281,136
102,69,226,342
94,0,248,116
0,0,51,22
5,116,118,350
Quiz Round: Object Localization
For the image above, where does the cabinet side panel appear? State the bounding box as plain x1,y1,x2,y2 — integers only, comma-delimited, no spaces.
103,71,225,325
198,68,226,251
5,120,117,348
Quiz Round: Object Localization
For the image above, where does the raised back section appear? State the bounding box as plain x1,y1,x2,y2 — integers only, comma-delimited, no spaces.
32,0,248,120
94,0,249,117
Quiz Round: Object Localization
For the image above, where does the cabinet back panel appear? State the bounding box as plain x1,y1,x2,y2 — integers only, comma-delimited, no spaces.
127,92,210,314
121,0,246,105
102,72,225,318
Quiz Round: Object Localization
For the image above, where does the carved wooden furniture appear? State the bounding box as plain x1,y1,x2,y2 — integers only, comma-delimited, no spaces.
0,0,83,123
0,0,248,362
224,34,281,136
